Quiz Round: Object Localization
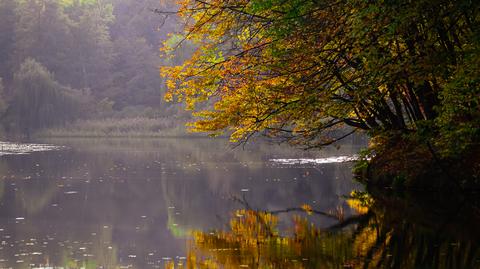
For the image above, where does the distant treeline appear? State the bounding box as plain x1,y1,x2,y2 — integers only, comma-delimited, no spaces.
0,0,191,137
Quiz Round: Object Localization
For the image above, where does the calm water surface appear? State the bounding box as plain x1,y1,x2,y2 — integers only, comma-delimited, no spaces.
0,138,364,268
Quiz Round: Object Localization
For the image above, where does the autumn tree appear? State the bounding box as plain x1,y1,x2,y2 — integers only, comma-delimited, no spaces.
162,0,479,154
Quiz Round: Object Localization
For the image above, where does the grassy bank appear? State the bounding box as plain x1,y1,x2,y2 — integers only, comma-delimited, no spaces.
35,117,198,138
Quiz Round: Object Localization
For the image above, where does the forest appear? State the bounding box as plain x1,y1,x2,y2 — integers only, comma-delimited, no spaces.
0,0,191,138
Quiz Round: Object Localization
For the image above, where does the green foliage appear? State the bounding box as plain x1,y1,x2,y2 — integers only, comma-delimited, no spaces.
3,59,89,135
65,0,115,90
352,148,372,178
392,174,407,190
10,0,116,94
14,0,75,84
0,0,187,137
161,33,196,67
107,36,162,108
0,0,15,81
59,0,98,7
435,39,480,157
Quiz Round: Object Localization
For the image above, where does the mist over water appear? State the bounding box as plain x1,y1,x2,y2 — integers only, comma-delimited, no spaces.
0,138,362,268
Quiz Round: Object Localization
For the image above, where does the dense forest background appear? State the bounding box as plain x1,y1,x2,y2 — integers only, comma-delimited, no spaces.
0,0,189,137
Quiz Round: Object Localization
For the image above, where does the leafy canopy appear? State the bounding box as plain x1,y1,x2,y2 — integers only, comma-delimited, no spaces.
163,0,479,151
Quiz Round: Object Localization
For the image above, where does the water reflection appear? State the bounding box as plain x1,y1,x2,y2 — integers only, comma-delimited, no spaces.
185,190,480,269
0,138,361,268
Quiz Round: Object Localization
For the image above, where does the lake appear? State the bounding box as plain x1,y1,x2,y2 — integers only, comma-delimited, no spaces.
0,138,365,268
0,138,479,269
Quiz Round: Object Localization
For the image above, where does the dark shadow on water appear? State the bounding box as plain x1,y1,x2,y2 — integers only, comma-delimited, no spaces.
185,189,480,269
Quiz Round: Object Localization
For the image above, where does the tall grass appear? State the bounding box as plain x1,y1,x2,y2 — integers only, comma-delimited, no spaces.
36,117,195,137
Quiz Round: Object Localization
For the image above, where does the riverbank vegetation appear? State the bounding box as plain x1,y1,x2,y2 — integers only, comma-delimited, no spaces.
163,0,480,187
36,117,189,138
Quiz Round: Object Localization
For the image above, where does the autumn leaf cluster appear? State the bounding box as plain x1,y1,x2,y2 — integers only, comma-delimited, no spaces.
163,0,479,153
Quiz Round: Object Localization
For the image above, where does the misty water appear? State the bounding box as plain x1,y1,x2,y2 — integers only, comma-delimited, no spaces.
0,138,362,268
0,138,478,269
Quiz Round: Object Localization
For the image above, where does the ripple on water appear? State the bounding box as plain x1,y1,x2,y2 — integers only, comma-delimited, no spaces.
0,142,63,156
269,155,359,166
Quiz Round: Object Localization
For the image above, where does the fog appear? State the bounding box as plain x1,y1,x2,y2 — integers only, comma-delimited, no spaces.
0,0,190,139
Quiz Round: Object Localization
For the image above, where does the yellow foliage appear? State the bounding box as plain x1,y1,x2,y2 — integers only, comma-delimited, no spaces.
301,204,313,215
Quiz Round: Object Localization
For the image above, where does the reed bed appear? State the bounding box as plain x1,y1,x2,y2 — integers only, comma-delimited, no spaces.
36,117,194,138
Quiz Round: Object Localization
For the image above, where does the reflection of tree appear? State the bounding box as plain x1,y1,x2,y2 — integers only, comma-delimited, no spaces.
359,189,480,269
179,191,480,269
178,209,360,268
58,226,119,269
174,192,369,269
